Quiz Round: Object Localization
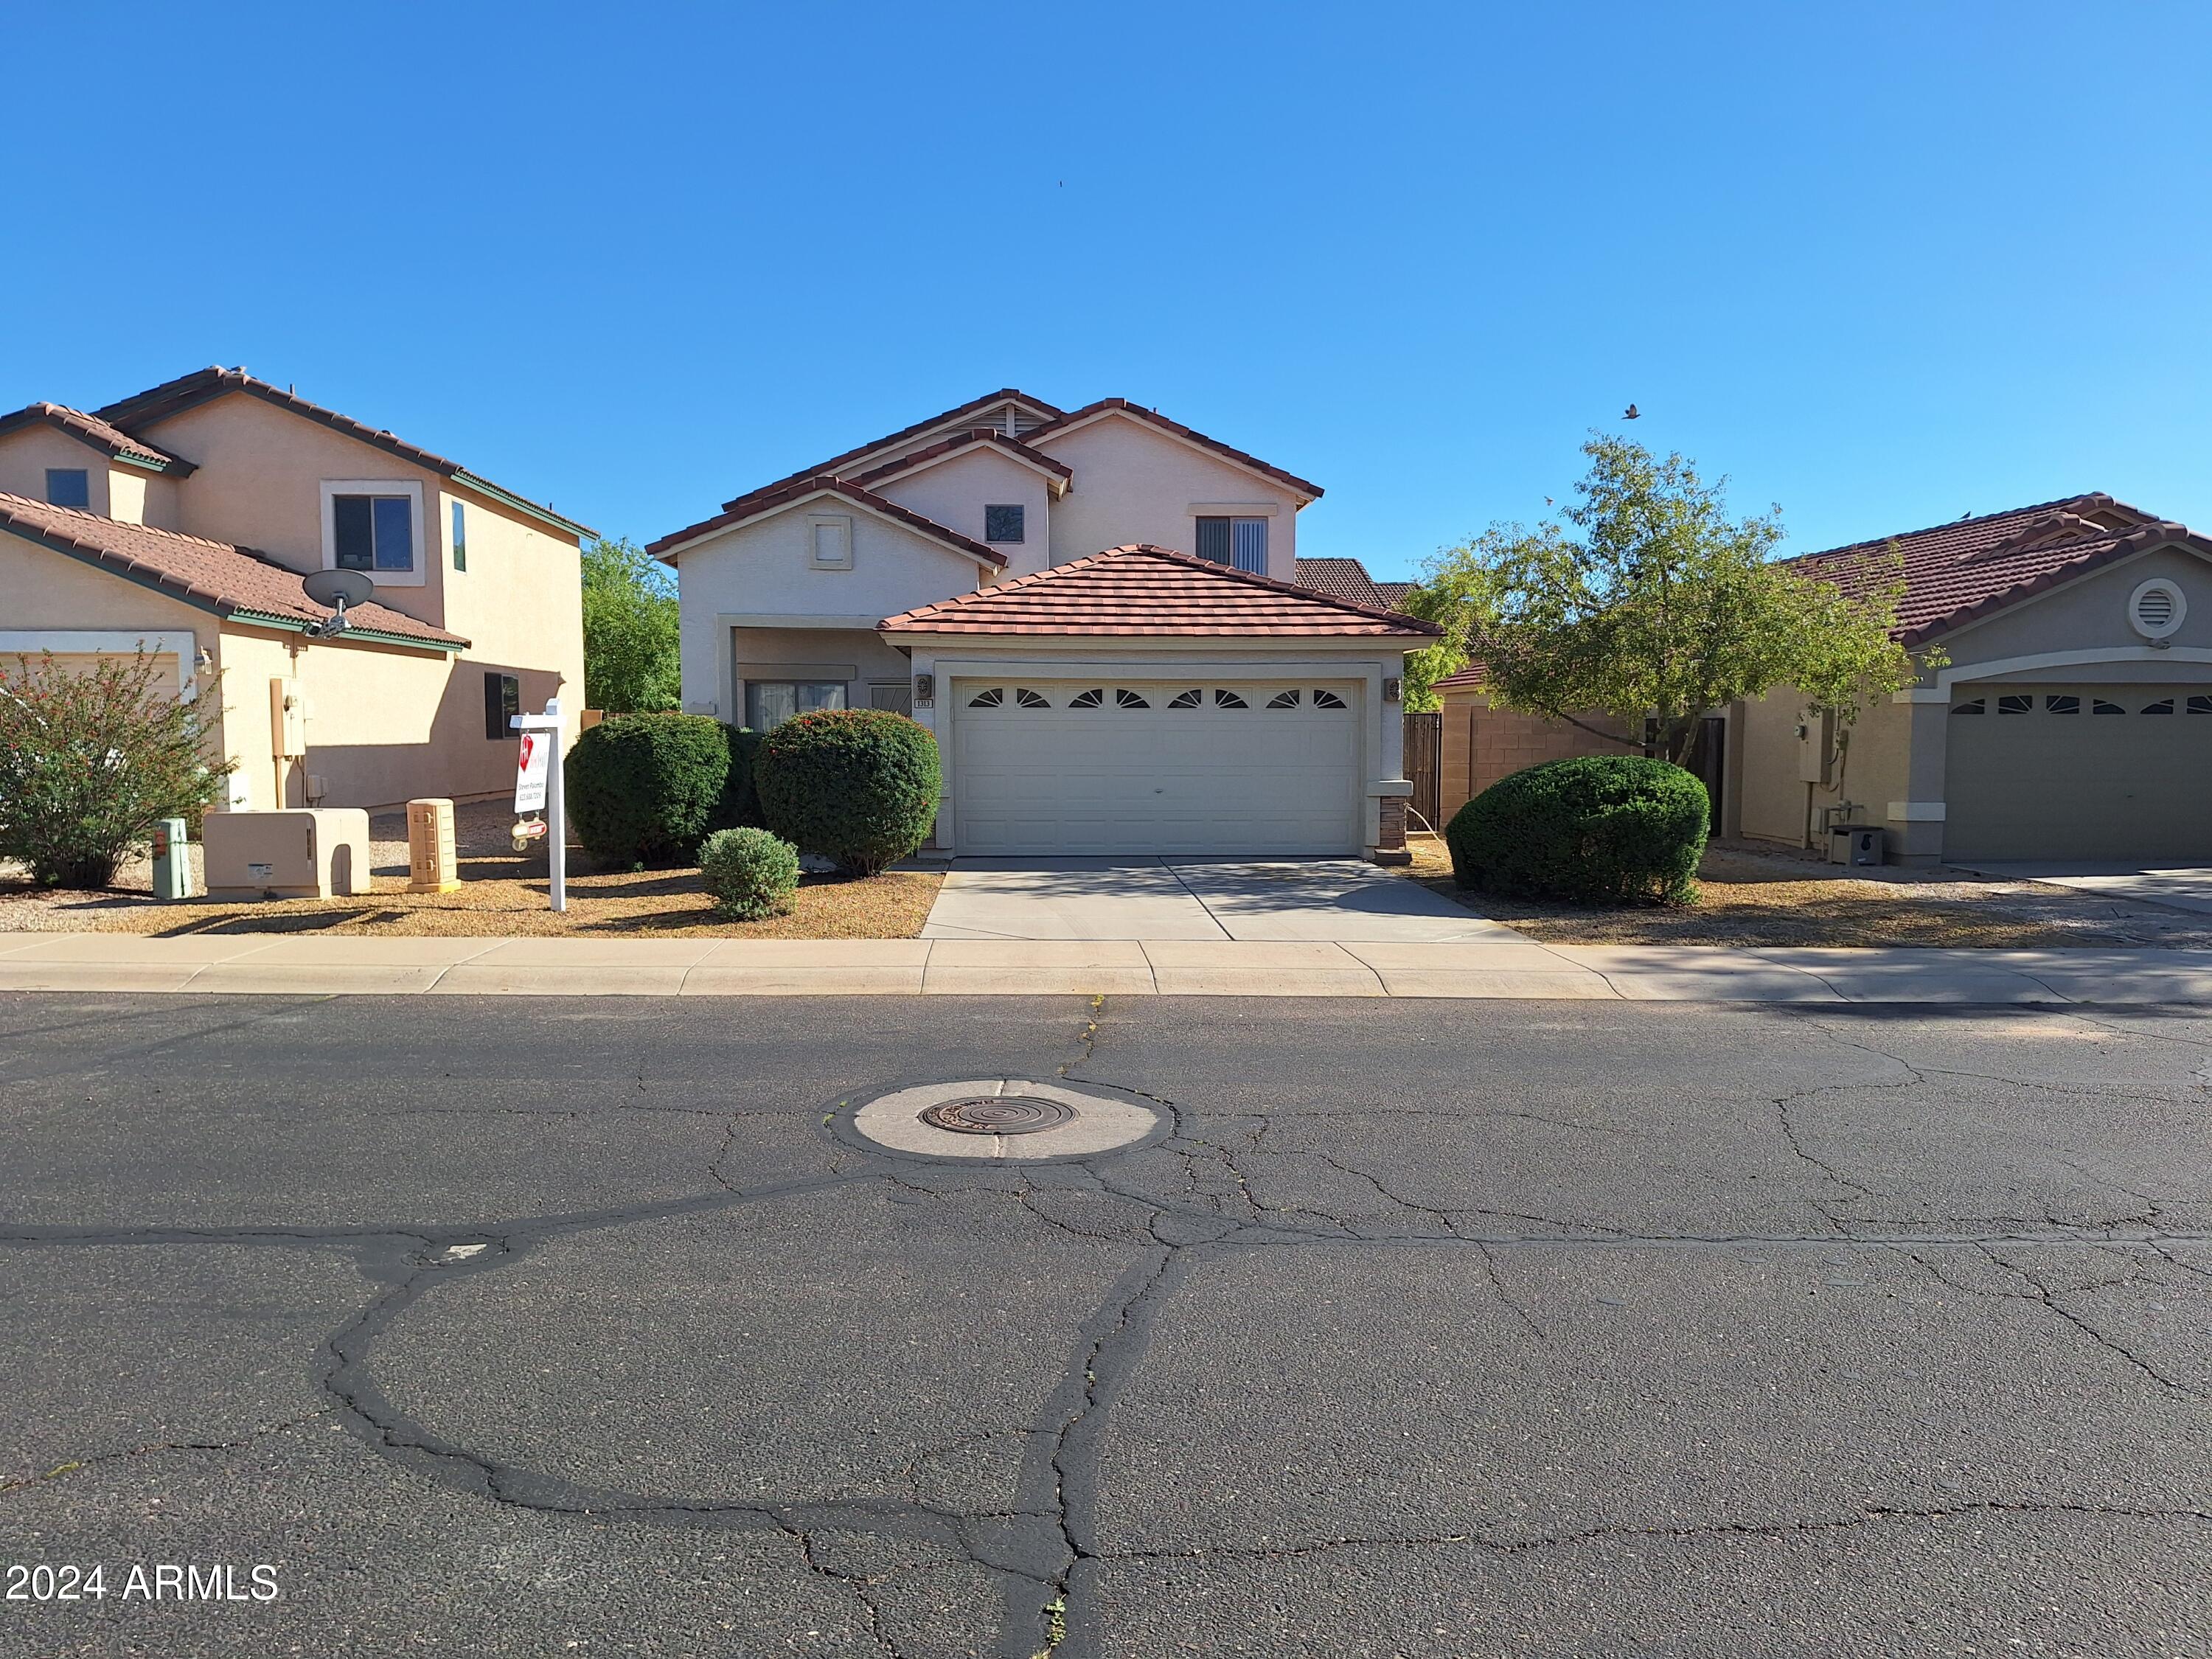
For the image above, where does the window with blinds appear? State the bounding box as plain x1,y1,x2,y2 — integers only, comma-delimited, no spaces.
1195,515,1267,574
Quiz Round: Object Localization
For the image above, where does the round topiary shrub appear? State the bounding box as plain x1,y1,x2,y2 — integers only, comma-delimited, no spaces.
566,712,731,869
754,709,941,877
698,827,801,920
1445,754,1710,906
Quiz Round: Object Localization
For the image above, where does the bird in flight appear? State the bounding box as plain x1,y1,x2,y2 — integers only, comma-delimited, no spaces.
1623,403,1641,420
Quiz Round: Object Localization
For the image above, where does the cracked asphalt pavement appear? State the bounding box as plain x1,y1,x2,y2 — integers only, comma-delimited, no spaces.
2,994,2210,1657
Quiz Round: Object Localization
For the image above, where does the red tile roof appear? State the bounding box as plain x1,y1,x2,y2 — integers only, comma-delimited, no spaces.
645,476,1008,566
848,428,1074,490
880,545,1441,637
1295,556,1411,609
717,389,1064,512
1020,398,1324,501
1433,663,1489,691
91,367,591,539
0,403,193,473
1789,493,2207,645
0,493,468,650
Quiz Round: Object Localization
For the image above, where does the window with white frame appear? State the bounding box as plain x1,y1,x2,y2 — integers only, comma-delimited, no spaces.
984,504,1026,543
45,468,90,509
1196,515,1267,574
321,480,425,583
745,681,846,729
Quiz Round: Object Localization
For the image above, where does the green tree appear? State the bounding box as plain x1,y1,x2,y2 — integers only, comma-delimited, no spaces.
0,650,234,888
1394,585,1467,712
582,537,681,714
1414,437,1930,763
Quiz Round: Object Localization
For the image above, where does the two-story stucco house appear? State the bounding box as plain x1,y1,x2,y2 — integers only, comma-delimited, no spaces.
0,367,588,813
648,391,1439,860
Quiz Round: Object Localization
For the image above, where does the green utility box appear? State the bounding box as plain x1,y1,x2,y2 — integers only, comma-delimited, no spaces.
150,817,195,900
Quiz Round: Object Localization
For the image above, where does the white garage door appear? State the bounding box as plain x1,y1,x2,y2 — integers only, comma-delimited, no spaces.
1945,686,2212,862
952,678,1362,855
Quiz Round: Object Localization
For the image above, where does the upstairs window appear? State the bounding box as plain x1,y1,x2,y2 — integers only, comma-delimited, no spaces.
323,481,423,581
45,468,90,509
451,501,468,572
984,504,1026,544
1196,515,1267,574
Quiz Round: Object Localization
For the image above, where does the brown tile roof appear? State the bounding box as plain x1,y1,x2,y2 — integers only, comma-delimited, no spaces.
1789,493,2208,645
717,389,1064,511
880,544,1441,637
0,403,194,473
645,476,1008,566
0,493,468,650
1433,663,1489,691
1020,398,1324,501
1294,556,1411,608
848,428,1074,490
92,367,591,539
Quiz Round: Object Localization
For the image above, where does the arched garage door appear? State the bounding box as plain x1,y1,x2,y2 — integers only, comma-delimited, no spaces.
1944,686,2212,862
951,678,1362,856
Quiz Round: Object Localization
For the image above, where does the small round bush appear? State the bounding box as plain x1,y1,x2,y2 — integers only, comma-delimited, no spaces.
698,827,800,920
1445,754,1710,906
755,709,941,876
566,712,731,869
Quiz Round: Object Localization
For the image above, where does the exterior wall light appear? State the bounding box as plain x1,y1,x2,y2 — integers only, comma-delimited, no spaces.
1382,677,1402,703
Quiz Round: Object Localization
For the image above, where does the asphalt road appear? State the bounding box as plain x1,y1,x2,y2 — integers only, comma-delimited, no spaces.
1,993,2209,1658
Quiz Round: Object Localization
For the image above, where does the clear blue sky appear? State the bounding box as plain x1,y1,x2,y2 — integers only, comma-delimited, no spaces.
8,2,2207,579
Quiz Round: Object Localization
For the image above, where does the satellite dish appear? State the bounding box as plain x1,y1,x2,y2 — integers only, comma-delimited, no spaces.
304,568,375,608
302,568,374,638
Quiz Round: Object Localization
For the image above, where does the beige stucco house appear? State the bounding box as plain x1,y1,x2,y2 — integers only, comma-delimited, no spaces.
1436,493,2212,866
0,369,588,813
650,389,1437,860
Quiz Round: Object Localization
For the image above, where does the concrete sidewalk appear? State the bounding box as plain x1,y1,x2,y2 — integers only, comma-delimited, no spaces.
4,931,2212,1001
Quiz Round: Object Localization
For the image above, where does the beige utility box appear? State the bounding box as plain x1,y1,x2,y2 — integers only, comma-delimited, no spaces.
203,809,372,900
270,678,307,758
406,798,460,892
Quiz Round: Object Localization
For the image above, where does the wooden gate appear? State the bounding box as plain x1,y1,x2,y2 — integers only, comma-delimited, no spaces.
1403,712,1441,834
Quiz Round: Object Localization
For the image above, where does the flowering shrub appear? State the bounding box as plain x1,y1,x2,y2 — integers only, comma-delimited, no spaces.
0,650,234,889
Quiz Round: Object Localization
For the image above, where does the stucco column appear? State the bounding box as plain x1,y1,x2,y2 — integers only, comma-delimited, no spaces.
1885,693,1951,864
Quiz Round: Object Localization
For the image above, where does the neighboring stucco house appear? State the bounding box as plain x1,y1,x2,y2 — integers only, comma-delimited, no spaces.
649,390,1438,860
0,368,588,813
1742,494,2212,864
1434,493,2212,866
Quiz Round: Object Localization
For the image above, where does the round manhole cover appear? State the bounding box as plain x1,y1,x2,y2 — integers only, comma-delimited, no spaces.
917,1096,1077,1136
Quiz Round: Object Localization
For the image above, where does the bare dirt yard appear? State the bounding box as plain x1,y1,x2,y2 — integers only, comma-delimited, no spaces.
1405,833,2212,949
0,799,942,939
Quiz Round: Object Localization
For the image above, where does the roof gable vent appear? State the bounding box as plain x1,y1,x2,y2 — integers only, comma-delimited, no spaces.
2130,577,2186,640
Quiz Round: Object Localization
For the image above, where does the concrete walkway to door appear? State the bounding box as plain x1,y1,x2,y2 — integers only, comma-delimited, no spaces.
919,857,1522,942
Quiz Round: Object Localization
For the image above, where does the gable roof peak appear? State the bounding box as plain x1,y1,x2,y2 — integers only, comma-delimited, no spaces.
1020,397,1324,501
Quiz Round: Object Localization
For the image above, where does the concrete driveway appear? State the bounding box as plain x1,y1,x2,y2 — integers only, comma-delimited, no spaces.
919,856,1518,941
1959,860,2212,917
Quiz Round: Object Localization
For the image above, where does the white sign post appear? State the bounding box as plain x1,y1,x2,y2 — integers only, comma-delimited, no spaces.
512,697,566,912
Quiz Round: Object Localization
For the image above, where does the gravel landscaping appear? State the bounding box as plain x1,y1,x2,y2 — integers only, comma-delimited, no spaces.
0,799,942,939
1405,833,2212,948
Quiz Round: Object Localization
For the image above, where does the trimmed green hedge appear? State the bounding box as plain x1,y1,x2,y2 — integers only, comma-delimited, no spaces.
755,709,940,876
1445,754,1708,906
566,712,731,868
698,827,800,920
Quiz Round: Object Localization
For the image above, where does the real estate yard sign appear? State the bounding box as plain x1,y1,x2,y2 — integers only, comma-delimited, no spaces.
511,698,566,912
514,729,552,814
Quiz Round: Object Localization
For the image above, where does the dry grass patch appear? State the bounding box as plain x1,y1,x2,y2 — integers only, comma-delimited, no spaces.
1402,835,2211,949
0,856,942,939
